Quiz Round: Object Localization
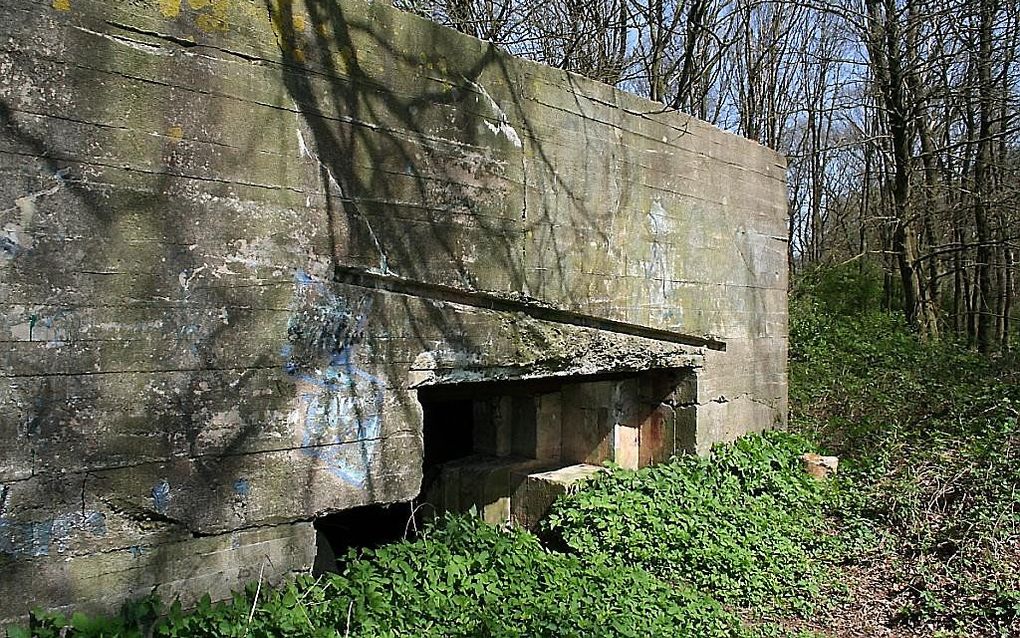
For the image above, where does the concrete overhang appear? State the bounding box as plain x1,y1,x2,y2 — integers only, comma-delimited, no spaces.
409,313,706,389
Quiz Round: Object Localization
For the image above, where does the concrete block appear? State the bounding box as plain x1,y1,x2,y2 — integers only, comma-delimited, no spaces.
674,405,699,455
561,383,614,464
0,0,786,619
473,397,513,457
459,458,513,525
802,453,839,480
510,395,539,459
423,457,553,525
510,464,607,529
638,405,676,466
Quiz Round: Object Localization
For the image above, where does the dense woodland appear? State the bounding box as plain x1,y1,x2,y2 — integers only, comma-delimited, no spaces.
397,0,1020,351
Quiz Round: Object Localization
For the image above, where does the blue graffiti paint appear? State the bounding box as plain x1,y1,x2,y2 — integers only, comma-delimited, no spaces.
0,511,108,558
293,354,385,487
294,270,317,287
233,478,250,497
176,323,205,358
0,519,52,557
0,235,23,260
283,271,385,488
151,481,171,514
83,511,106,535
50,516,74,546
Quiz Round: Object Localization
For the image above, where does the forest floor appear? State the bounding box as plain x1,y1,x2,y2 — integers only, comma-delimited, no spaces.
776,273,1020,638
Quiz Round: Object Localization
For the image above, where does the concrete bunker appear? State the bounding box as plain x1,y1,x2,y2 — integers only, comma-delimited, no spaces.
0,0,788,624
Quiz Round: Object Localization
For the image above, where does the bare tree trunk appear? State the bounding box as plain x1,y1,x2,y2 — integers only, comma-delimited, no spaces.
973,0,996,352
953,224,965,338
1005,246,1015,350
866,0,928,334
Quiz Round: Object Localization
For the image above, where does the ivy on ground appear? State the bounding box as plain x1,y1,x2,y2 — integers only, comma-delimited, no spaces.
544,432,839,615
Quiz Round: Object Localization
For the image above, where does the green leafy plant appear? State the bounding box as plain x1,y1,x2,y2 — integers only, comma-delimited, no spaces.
9,514,752,638
543,431,838,617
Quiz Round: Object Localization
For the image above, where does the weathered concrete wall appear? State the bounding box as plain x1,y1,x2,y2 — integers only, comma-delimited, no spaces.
0,0,787,623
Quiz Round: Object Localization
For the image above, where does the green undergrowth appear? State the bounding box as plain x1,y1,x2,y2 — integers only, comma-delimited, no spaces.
790,266,1020,636
543,432,840,616
15,514,748,638
12,436,832,638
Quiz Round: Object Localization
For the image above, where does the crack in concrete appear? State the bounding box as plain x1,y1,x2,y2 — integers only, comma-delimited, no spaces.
9,431,421,483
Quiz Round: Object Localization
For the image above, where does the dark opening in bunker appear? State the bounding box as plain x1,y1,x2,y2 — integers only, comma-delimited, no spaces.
312,502,415,575
421,396,475,475
414,369,698,526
